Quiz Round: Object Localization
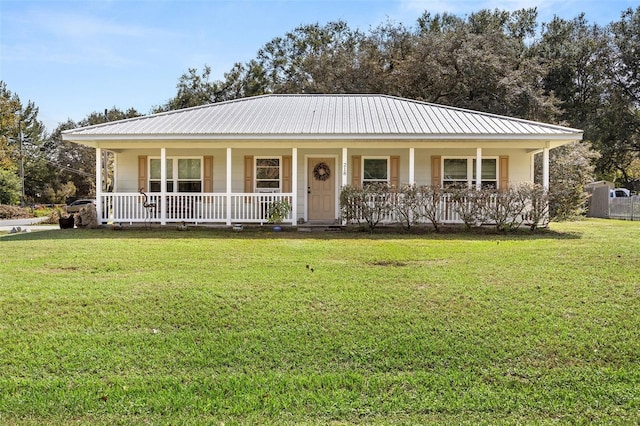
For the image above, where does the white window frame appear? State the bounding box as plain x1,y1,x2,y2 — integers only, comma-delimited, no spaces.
254,156,282,193
442,156,499,189
362,156,390,186
148,156,203,193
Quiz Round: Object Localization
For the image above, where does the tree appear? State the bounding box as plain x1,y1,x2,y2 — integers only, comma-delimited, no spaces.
154,66,223,111
257,21,366,94
155,61,270,113
0,81,48,205
536,10,640,187
0,168,21,204
218,60,269,101
602,7,640,186
536,143,598,219
590,89,640,186
401,9,558,121
537,15,609,129
0,82,22,172
43,107,142,200
610,7,640,113
356,20,415,96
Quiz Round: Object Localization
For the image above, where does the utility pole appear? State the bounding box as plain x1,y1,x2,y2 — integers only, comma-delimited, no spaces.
18,119,25,207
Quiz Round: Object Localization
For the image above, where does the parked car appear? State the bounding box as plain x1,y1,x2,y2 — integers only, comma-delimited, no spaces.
66,199,96,213
610,188,631,198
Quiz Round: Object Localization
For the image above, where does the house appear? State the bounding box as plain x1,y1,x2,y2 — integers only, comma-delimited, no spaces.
61,94,583,226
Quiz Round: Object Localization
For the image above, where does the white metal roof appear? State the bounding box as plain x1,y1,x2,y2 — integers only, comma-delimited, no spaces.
62,94,583,140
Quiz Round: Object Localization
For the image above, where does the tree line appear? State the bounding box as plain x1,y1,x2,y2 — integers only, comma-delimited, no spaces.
1,7,639,212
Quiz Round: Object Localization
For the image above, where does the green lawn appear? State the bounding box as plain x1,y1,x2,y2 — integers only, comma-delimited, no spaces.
0,220,638,424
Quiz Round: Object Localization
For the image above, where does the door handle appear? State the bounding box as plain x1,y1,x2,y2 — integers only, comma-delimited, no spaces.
307,186,311,194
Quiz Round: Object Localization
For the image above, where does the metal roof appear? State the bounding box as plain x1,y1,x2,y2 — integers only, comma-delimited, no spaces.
62,94,583,139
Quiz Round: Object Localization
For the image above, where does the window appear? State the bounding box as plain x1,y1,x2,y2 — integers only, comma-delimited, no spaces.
149,159,173,192
149,158,202,192
177,159,202,192
363,157,388,185
442,159,468,187
443,157,497,189
255,157,281,191
472,159,497,189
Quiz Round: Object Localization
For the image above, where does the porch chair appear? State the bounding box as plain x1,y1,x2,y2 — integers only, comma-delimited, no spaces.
139,189,156,228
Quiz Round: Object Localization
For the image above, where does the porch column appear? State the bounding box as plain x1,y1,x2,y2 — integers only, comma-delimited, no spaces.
342,147,348,187
341,147,348,226
542,147,550,190
95,147,102,223
530,153,535,182
226,147,232,226
409,148,415,184
291,148,298,225
160,148,167,225
475,147,482,189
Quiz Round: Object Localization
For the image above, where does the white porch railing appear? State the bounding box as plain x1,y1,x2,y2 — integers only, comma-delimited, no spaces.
100,191,523,226
100,193,294,225
349,193,499,224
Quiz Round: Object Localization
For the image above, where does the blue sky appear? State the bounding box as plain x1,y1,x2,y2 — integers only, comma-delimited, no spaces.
1,0,636,133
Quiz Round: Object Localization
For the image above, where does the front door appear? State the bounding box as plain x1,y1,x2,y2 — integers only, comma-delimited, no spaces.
308,158,336,222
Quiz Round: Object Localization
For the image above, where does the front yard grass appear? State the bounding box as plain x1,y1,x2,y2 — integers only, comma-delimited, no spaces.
0,220,638,424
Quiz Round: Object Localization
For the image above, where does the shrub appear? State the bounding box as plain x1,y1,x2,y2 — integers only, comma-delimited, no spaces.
339,185,362,225
267,199,292,224
450,186,489,229
0,204,30,219
360,183,393,230
520,183,550,231
393,184,421,230
416,185,444,232
485,186,528,232
340,183,393,230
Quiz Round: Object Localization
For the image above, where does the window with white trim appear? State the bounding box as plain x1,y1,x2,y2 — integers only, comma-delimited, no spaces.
149,158,202,192
472,158,497,188
255,157,281,192
443,157,498,189
362,157,389,186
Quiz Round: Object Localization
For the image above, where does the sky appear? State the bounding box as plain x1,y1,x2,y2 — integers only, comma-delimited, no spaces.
1,0,637,133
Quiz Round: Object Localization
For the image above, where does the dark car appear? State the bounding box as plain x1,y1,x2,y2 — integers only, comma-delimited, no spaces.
66,199,96,213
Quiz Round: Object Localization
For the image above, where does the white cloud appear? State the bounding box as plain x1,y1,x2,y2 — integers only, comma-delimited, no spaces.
3,7,183,68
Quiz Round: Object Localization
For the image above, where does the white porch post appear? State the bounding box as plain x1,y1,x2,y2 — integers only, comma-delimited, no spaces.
543,147,550,190
475,147,482,190
341,147,348,226
409,147,415,185
160,148,167,225
342,147,348,188
95,147,102,223
530,153,535,182
226,147,232,226
291,148,298,225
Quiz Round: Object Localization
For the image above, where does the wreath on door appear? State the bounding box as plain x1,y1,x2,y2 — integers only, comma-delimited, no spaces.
313,162,331,181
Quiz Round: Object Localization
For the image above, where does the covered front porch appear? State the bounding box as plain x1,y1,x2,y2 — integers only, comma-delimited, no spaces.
98,190,517,227
94,145,552,227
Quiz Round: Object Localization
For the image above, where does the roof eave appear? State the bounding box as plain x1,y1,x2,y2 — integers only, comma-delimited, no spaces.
62,132,583,143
